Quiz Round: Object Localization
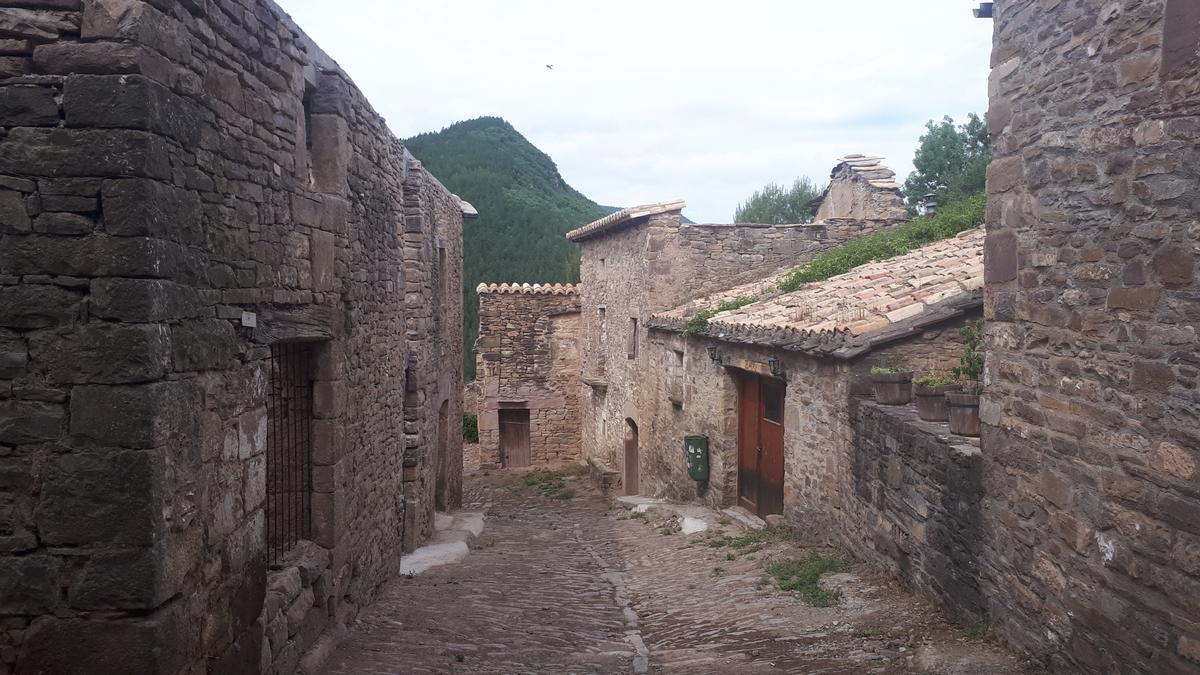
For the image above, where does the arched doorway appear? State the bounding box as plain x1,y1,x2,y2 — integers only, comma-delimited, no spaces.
624,419,639,496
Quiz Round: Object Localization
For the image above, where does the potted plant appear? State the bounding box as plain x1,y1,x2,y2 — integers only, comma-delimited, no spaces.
870,366,913,405
947,320,984,436
913,375,959,422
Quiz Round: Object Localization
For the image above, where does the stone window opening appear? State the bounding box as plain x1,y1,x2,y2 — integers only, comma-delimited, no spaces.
267,341,316,566
627,318,638,359
302,84,316,188
595,306,607,376
435,243,447,329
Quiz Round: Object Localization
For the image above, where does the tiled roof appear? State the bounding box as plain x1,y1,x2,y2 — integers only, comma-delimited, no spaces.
564,200,685,242
476,283,580,296
648,228,984,359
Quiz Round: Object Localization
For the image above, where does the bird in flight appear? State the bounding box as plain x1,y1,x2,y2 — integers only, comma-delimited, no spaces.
545,64,554,70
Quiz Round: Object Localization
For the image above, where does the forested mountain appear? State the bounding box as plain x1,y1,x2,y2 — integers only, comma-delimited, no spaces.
405,117,607,379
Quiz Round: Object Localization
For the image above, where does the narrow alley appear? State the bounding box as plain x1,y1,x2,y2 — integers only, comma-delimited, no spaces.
325,468,1026,674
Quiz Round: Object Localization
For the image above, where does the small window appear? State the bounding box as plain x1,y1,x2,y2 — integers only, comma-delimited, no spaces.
762,380,784,424
627,318,638,359
438,246,448,298
673,350,684,367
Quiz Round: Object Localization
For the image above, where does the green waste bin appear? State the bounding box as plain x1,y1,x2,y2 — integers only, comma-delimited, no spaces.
685,435,709,482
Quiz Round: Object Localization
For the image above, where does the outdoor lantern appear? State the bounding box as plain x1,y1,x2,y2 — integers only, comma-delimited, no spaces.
706,343,720,363
768,355,784,378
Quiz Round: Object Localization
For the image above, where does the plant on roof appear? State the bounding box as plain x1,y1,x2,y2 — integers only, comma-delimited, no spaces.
775,192,985,294
953,319,985,382
680,296,758,336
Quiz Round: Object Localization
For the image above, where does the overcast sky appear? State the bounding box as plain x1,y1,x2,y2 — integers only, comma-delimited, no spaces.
275,1,993,223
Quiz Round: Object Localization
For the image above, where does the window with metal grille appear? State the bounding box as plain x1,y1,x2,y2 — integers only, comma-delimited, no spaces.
267,342,314,565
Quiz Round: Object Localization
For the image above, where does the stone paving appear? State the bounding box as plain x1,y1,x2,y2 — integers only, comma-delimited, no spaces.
325,468,1031,674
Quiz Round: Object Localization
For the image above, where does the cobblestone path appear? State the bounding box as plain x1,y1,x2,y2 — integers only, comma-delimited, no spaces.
325,469,1028,674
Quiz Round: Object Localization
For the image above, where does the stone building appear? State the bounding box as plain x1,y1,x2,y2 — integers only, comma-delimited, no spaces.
643,229,983,517
567,160,910,497
980,0,1200,671
473,283,582,467
0,1,467,674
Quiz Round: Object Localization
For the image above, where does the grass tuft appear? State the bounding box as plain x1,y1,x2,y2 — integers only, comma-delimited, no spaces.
522,470,574,500
706,526,799,553
959,619,991,641
681,295,759,336
766,551,847,607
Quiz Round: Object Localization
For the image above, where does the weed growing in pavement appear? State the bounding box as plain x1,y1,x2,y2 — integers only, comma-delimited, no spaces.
706,525,799,552
522,470,574,501
711,567,725,577
630,510,647,520
660,523,681,535
725,553,737,561
454,654,465,663
959,619,991,641
765,551,847,607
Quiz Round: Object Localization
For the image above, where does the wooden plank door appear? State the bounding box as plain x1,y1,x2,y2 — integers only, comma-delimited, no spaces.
737,374,760,513
499,409,531,468
757,378,786,517
737,373,785,518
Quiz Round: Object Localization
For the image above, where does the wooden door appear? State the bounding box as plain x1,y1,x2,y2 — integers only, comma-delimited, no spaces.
737,373,785,518
624,419,639,495
499,409,531,468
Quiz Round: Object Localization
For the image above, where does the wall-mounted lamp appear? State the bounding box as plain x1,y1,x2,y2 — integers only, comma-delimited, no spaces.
706,343,722,364
973,2,993,19
767,355,785,378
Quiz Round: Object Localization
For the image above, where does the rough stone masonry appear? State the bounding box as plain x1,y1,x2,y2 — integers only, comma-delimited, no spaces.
0,1,466,674
983,0,1200,672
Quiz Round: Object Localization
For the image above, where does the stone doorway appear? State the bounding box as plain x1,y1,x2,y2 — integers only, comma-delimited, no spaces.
736,372,785,518
624,418,639,495
499,408,531,468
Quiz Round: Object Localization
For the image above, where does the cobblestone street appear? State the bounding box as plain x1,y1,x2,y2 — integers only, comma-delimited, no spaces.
326,468,1027,674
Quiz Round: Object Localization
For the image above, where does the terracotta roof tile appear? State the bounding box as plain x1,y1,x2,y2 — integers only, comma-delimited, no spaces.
565,200,685,242
647,228,984,358
476,283,580,296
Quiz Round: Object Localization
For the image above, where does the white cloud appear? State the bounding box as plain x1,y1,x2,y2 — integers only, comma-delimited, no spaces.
275,0,992,222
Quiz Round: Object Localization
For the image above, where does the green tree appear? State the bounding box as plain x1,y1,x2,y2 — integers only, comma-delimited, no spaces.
733,176,825,224
903,114,991,208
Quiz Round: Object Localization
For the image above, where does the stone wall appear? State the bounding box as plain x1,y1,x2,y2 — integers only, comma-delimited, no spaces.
982,1,1200,671
846,399,985,622
474,284,581,466
0,1,463,674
